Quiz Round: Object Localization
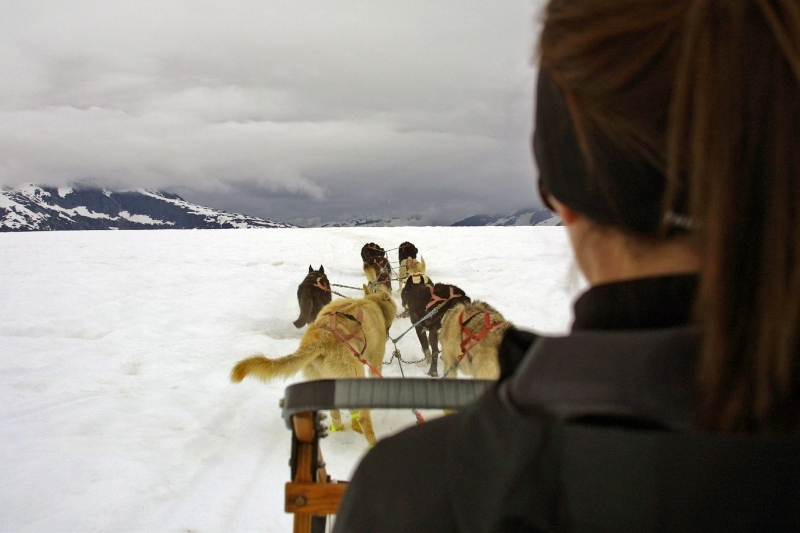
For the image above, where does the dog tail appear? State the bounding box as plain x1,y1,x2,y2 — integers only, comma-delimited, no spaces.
230,338,326,383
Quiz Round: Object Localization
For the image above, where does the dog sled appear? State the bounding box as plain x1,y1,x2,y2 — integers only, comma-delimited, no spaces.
279,378,800,533
281,377,493,533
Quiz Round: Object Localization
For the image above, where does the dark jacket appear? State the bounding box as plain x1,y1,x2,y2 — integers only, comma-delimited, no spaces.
333,275,700,533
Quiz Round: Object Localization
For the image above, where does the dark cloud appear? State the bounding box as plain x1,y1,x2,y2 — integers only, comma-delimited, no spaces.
0,1,545,225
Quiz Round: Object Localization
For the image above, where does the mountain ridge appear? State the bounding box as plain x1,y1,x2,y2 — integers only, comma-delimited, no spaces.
451,207,560,227
1,185,294,231
320,208,560,228
1,185,560,230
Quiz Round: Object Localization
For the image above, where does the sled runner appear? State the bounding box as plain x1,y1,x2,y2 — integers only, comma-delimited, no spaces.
280,378,493,533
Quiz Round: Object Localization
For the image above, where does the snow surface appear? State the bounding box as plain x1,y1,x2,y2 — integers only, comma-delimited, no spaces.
0,227,584,532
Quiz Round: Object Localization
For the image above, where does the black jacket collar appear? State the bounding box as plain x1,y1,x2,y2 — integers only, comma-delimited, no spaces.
497,274,699,380
572,274,698,330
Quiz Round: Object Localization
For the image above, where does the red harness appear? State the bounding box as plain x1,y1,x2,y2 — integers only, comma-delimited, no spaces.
321,308,383,377
458,310,504,363
425,285,460,311
321,302,425,423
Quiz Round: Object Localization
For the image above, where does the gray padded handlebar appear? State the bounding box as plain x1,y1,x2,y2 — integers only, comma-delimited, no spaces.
282,378,493,428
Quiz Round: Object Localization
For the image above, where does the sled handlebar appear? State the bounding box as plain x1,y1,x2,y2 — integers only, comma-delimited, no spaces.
281,378,493,429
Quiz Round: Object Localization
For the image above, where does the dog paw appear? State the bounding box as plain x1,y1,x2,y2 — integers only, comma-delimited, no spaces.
329,423,345,432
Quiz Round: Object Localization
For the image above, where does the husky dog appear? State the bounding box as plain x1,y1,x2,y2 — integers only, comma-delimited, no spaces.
362,243,393,292
293,265,333,328
397,241,420,286
401,280,470,377
231,285,397,446
398,256,426,288
363,257,393,292
360,242,387,263
439,300,511,380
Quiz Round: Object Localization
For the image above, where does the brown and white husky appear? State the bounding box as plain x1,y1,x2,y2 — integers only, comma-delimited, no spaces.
439,300,511,380
231,285,397,445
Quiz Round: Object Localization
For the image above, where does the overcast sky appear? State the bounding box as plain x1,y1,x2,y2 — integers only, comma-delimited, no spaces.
0,1,546,226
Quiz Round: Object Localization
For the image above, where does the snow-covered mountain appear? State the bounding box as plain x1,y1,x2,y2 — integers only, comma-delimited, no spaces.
318,208,560,228
2,184,559,231
452,207,560,227
319,215,424,228
0,185,294,231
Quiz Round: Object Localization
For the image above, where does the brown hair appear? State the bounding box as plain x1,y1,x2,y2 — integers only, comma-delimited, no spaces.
539,0,800,432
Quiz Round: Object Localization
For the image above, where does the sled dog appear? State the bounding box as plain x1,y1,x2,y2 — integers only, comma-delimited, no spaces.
401,280,470,377
397,241,420,286
364,257,393,292
231,285,397,445
439,300,511,380
293,265,332,328
361,242,393,292
360,242,386,262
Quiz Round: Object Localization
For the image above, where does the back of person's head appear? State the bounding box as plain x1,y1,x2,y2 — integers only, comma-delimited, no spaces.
536,0,800,432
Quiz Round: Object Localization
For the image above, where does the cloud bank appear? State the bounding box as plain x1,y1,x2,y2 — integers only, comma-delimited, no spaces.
0,1,544,225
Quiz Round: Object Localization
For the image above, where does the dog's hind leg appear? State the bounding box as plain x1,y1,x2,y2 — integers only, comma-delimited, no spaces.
427,328,440,377
427,353,439,377
349,410,361,433
351,409,377,445
329,409,345,432
414,325,432,363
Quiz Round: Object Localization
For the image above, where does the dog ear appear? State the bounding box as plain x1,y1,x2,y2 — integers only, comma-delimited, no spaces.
319,265,324,273
362,284,369,296
308,265,313,273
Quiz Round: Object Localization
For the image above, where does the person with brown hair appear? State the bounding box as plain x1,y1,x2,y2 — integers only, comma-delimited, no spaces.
332,1,800,531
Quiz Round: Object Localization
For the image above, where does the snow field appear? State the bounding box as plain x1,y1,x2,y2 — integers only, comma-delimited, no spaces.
0,227,581,532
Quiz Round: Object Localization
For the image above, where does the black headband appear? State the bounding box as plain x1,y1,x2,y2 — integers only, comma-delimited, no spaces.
533,67,671,235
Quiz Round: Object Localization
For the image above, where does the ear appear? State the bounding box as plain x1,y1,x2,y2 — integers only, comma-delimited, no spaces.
319,265,324,273
362,284,369,296
308,265,313,272
550,198,580,225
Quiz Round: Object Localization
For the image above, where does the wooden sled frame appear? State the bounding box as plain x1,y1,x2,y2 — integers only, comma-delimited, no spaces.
281,378,493,533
